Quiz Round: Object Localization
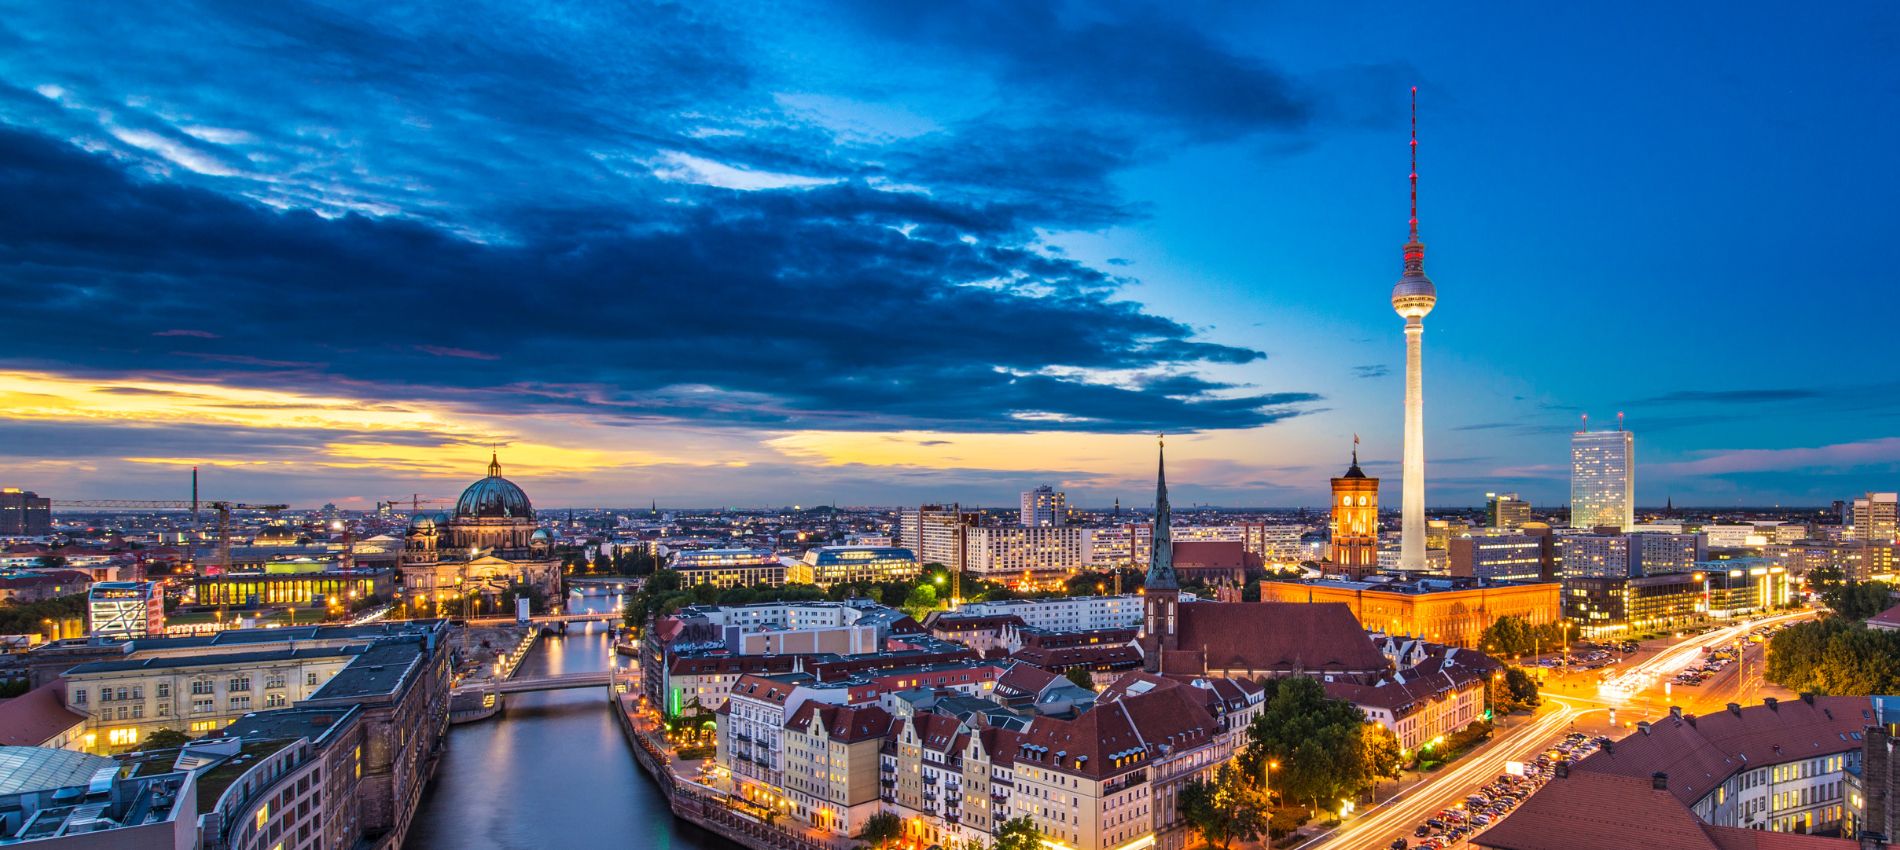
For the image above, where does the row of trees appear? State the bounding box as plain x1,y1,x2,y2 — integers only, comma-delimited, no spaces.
858,812,1042,850
1767,615,1900,695
1479,615,1579,659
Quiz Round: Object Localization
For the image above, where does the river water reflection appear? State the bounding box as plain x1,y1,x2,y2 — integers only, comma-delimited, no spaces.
406,594,736,850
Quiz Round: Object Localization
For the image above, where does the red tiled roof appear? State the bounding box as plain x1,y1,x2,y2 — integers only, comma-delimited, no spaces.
1574,696,1871,806
1478,771,1855,850
788,702,892,743
729,674,798,707
1174,601,1388,674
0,681,87,746
994,662,1061,698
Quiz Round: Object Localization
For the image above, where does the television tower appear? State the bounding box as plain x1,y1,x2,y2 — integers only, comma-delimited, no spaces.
1392,86,1438,571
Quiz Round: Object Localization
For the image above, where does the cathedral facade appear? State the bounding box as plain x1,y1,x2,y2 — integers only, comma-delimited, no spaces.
399,454,562,610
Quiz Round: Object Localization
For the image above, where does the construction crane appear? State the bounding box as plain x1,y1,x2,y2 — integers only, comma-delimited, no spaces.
381,495,452,517
53,500,288,573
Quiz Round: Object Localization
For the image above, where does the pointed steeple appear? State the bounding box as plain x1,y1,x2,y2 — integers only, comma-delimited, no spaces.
1146,435,1178,591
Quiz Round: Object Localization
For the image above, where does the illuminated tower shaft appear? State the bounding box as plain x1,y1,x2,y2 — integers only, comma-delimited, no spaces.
1400,314,1426,570
1391,86,1436,572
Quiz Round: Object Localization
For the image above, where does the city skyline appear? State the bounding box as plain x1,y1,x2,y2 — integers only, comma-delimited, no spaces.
3,3,1899,508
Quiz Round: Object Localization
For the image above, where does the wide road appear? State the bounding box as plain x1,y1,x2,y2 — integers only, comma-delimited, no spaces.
1300,697,1587,850
1310,608,1816,850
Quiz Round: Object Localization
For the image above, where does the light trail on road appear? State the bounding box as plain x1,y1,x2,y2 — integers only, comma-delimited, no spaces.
1302,697,1586,850
1598,610,1813,700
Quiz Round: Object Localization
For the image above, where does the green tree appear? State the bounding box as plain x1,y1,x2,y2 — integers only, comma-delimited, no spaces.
1362,722,1404,789
1237,677,1370,812
1480,616,1535,658
1767,617,1855,692
1064,666,1096,692
1498,666,1541,713
1179,763,1267,849
1824,581,1895,621
901,583,939,616
992,817,1044,850
1816,626,1900,695
144,728,192,749
859,811,903,847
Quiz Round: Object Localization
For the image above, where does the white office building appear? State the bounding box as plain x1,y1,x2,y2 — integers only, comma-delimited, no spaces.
1571,428,1635,531
1020,485,1066,527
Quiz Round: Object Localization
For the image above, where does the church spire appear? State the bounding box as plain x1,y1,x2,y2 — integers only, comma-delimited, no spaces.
487,448,502,478
1146,435,1178,591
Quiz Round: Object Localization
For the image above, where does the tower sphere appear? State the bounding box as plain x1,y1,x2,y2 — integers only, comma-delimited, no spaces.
1391,266,1437,318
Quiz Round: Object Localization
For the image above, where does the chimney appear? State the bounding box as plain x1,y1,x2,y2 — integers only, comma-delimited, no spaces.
1727,702,1742,716
1669,706,1683,720
1601,739,1614,755
1652,772,1669,791
1638,721,1652,735
1801,692,1815,706
1555,762,1570,779
1685,715,1697,728
1764,697,1779,712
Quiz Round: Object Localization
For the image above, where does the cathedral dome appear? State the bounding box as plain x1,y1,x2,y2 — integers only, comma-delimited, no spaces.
531,528,553,541
454,453,534,520
408,514,436,532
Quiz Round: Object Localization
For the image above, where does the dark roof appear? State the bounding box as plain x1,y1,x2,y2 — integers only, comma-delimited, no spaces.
1867,602,1900,629
455,470,533,520
1011,644,1142,672
305,640,426,701
67,645,364,676
1574,696,1871,806
1477,770,1856,850
1173,601,1388,673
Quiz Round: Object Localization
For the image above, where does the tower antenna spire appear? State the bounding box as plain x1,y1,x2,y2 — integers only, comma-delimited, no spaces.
1409,85,1419,242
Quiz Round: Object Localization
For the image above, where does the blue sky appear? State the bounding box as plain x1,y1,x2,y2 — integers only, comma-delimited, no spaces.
0,1,1895,509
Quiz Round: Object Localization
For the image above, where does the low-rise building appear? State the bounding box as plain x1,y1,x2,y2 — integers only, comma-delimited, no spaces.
1258,575,1560,650
787,546,920,586
89,581,165,640
1575,696,1873,836
953,595,1148,632
669,547,786,588
1562,572,1704,637
1327,641,1493,752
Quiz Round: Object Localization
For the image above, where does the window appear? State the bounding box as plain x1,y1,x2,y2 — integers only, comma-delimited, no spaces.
156,683,170,698
132,704,143,719
101,689,113,703
266,693,287,708
116,687,128,701
307,672,319,686
265,676,286,690
230,696,252,710
72,688,87,705
191,680,214,696
192,698,214,714
157,703,170,717
131,686,142,700
229,676,251,692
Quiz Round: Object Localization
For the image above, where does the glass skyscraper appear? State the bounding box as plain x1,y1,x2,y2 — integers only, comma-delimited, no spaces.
1571,429,1634,531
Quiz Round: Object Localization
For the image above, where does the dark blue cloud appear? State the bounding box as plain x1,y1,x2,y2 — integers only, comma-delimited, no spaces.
0,126,1311,432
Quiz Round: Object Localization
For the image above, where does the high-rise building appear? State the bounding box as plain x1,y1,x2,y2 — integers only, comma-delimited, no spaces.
1571,426,1635,531
898,504,977,568
0,487,52,537
1392,88,1437,572
1019,485,1066,527
1329,445,1380,575
1486,492,1531,529
1853,492,1898,544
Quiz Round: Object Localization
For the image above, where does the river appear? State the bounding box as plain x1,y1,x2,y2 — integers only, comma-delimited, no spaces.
406,593,736,850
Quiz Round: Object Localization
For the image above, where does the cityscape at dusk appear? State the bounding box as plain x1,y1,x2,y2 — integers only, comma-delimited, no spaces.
2,3,1897,508
4,5,1900,850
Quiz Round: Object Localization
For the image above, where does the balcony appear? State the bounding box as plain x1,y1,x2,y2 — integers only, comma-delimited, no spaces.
923,775,938,785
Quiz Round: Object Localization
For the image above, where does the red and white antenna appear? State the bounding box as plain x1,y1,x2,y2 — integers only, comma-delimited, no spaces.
1409,85,1419,242
1617,411,1625,431
1581,412,1589,432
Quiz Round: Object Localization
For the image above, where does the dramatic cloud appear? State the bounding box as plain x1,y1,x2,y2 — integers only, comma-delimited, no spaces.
1656,437,1900,477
